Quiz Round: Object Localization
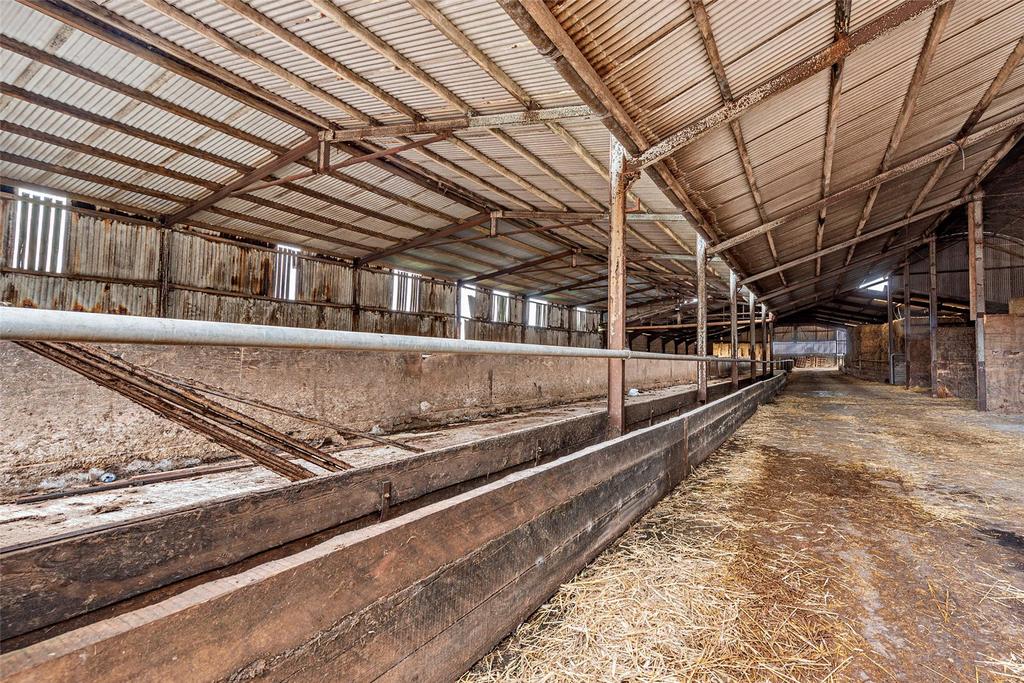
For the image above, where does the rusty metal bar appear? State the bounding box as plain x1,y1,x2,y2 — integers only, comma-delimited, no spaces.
929,237,938,396
696,236,708,403
748,290,756,381
729,271,739,391
318,106,594,141
904,259,912,389
968,198,987,410
887,278,896,384
17,342,314,481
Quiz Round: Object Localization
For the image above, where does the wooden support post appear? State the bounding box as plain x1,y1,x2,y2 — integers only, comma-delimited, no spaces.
607,135,635,437
157,226,172,318
928,237,939,396
968,198,987,410
351,264,361,332
696,235,708,403
521,295,528,344
729,271,739,391
454,280,462,340
748,290,756,380
903,259,911,389
886,276,895,384
760,303,768,378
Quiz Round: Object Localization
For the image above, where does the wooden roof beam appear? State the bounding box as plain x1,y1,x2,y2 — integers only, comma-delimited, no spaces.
630,0,952,170
708,112,1024,255
166,137,319,226
740,194,976,286
843,2,952,265
816,0,852,277
902,37,1024,219
319,107,594,142
689,0,787,286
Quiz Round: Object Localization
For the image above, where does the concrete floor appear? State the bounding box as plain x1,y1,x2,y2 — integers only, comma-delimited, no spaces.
468,370,1024,681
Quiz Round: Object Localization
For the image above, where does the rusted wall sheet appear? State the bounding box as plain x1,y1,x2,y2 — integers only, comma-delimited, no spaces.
0,272,159,316
892,236,1024,311
169,290,352,330
1,200,600,346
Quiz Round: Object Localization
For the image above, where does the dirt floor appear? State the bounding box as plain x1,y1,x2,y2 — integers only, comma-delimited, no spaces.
465,370,1024,682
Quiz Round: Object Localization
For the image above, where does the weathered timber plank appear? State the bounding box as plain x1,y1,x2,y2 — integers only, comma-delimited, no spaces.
1,377,748,639
1,374,783,682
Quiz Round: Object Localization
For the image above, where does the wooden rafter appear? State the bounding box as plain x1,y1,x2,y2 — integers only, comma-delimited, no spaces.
629,0,952,170
842,2,952,266
708,112,1024,254
688,0,786,287
815,0,852,277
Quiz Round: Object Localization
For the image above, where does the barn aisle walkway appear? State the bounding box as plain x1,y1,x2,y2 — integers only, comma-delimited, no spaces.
465,371,1024,682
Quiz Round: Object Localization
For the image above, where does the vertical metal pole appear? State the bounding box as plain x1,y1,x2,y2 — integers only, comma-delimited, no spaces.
729,271,738,391
759,303,768,378
903,259,911,389
454,280,462,339
748,290,756,380
607,135,634,437
157,226,172,318
696,236,708,403
886,277,894,384
928,237,938,396
968,198,987,410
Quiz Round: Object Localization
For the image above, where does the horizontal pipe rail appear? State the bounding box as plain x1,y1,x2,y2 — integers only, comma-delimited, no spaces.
0,308,789,367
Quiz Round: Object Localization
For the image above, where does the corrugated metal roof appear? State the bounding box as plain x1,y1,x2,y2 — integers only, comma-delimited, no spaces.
1,0,1020,319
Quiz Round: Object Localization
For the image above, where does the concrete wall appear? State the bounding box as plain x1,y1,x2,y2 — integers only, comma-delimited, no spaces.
0,343,699,494
985,312,1024,414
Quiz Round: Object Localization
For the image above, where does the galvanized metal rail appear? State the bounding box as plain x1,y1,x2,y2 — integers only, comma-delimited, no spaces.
0,308,787,368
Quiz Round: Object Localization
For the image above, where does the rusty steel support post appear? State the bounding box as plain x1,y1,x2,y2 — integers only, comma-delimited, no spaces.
748,289,756,380
454,280,462,340
903,258,912,389
729,271,739,391
928,237,938,396
968,198,987,410
696,235,708,403
886,276,895,384
760,303,768,378
607,135,636,438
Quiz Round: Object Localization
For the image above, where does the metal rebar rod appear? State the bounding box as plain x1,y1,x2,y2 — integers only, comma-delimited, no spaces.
0,308,790,366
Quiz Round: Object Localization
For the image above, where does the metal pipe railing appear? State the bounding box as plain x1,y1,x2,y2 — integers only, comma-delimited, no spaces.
1,308,792,368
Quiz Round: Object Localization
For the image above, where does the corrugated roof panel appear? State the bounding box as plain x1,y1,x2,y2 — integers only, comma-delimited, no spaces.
710,0,833,95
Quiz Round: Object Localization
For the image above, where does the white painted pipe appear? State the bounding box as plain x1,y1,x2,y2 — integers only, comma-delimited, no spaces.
0,307,792,366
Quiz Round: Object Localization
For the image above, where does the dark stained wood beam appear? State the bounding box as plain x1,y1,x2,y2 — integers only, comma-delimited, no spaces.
815,0,852,277
843,2,952,265
166,137,319,225
630,0,953,170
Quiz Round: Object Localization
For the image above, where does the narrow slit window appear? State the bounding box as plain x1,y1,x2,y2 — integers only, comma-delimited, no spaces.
459,283,476,340
273,245,300,300
390,269,421,313
11,188,68,274
491,290,511,324
574,306,589,330
527,298,549,328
